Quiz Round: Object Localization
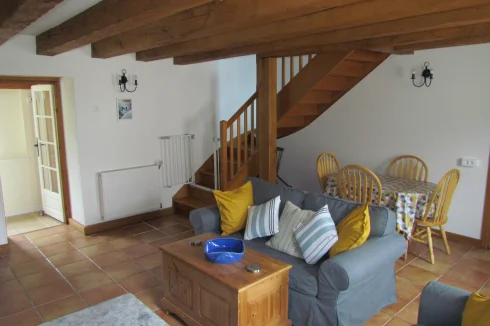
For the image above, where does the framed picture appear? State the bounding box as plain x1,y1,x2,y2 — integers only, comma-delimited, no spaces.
117,98,132,120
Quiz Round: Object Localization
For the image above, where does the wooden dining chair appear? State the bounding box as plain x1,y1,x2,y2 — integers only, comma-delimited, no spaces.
411,169,460,264
337,165,383,206
316,152,340,192
387,155,429,182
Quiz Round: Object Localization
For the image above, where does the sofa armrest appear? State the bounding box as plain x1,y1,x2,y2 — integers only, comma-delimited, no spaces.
417,281,469,326
318,234,407,293
189,205,221,235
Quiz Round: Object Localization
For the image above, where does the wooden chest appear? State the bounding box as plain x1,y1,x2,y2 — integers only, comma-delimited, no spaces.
159,233,291,326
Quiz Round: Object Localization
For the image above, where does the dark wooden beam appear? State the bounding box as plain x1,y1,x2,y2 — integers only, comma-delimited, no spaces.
36,0,219,56
91,0,365,59
137,0,490,62
395,34,490,52
257,56,277,184
0,0,63,46
173,4,490,64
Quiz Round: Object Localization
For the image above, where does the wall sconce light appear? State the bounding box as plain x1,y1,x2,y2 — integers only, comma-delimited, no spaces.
411,62,434,88
118,69,138,92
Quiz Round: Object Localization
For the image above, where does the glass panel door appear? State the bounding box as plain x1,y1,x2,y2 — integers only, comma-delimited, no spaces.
31,85,64,222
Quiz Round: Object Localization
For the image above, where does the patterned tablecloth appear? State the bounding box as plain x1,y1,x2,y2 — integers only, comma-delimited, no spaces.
324,174,437,239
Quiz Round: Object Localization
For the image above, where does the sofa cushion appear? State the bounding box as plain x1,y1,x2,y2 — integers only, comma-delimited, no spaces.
247,177,305,216
294,204,338,264
214,181,253,236
244,195,280,240
303,193,394,237
230,232,320,297
266,201,316,258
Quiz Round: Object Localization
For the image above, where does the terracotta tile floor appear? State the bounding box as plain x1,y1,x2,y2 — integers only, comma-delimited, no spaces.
0,215,488,326
0,214,191,326
365,239,490,326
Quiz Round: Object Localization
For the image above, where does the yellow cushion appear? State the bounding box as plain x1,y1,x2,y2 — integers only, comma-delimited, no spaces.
214,181,253,236
462,292,490,326
329,203,370,257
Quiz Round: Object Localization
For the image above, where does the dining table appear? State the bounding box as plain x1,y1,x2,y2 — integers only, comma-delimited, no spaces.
324,174,437,239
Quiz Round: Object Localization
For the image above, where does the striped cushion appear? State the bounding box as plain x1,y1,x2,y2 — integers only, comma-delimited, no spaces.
244,196,280,240
265,201,316,258
293,204,338,264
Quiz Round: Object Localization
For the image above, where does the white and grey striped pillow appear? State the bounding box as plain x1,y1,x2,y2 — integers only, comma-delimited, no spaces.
244,196,280,240
293,204,338,264
265,201,316,258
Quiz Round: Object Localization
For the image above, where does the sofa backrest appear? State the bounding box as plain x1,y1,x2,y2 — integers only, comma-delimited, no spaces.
247,177,396,238
303,193,396,237
247,177,305,215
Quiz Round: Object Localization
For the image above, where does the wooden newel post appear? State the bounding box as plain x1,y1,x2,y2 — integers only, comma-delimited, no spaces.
257,55,277,183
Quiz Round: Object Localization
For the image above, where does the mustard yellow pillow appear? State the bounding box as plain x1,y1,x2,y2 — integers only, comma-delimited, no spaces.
329,203,370,257
463,292,490,326
214,181,253,236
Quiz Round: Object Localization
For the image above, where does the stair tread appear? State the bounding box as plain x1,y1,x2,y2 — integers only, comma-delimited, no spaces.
200,169,215,176
174,196,211,209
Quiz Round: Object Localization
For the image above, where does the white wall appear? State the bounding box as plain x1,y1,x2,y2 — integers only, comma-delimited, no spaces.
0,90,28,159
0,35,217,226
0,89,42,216
279,44,490,239
215,55,256,132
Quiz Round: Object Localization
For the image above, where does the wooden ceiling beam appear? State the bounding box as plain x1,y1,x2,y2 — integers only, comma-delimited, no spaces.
137,0,490,62
36,0,219,56
0,0,63,46
91,0,365,59
395,34,490,52
173,4,490,65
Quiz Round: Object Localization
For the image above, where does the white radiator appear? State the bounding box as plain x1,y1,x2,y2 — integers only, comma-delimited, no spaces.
98,164,161,221
160,134,195,187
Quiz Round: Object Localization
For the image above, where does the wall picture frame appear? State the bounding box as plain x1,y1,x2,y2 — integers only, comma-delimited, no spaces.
117,98,132,120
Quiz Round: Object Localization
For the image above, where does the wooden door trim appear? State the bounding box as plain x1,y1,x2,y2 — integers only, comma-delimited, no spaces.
481,150,490,249
0,76,70,224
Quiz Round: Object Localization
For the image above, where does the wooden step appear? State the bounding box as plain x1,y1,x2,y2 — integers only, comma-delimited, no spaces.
278,116,305,128
173,196,210,216
313,76,360,91
330,60,377,78
188,185,216,205
277,127,302,138
288,104,318,116
197,169,215,189
301,90,332,104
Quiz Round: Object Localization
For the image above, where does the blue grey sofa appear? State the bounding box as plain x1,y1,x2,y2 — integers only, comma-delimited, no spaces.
189,177,407,326
414,282,470,326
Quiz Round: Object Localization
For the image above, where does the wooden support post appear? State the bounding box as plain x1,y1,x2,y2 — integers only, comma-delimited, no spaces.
257,56,277,183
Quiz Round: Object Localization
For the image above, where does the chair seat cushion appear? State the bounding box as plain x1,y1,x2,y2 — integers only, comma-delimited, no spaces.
230,233,320,297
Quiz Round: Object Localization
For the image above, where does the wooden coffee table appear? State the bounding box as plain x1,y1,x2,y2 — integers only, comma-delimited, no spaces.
159,233,292,326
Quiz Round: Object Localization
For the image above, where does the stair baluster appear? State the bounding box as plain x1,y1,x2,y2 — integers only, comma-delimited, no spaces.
219,93,258,190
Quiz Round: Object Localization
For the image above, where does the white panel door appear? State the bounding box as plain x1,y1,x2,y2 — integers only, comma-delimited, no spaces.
31,85,64,222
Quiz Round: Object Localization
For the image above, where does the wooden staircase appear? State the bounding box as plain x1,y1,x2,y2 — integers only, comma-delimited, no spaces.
172,50,389,216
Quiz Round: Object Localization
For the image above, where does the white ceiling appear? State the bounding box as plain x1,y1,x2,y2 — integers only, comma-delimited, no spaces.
21,0,103,36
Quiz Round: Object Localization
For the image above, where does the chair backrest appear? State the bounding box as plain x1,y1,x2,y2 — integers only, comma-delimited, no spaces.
421,169,460,225
316,152,340,191
337,165,383,206
387,155,429,182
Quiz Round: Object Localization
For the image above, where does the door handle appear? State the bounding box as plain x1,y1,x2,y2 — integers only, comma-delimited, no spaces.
34,138,39,156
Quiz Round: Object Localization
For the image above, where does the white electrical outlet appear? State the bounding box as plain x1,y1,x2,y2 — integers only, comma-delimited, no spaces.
459,158,480,168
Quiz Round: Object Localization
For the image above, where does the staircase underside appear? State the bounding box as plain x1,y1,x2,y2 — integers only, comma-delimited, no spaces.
173,50,389,215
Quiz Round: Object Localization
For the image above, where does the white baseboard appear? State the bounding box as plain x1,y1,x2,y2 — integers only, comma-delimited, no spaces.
6,206,43,218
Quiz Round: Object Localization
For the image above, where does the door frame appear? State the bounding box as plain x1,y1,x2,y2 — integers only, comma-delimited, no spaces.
481,150,490,249
0,76,70,224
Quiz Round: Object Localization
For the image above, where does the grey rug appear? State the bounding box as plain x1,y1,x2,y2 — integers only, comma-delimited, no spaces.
40,294,168,326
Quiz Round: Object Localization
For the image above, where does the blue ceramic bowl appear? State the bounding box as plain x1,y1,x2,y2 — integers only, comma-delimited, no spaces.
204,238,244,264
